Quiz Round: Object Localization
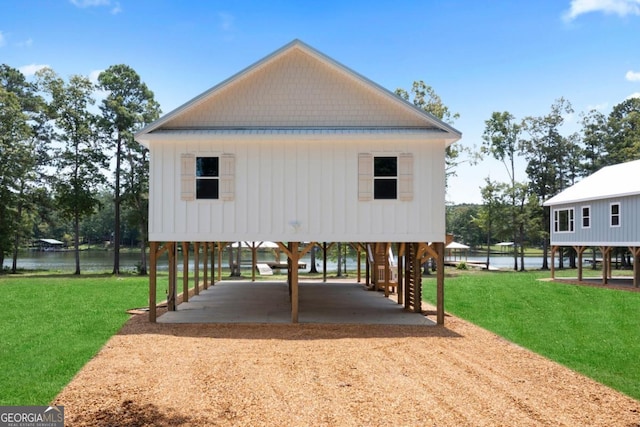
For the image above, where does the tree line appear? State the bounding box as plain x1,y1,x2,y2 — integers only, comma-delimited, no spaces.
2,66,638,274
450,97,640,270
0,64,160,274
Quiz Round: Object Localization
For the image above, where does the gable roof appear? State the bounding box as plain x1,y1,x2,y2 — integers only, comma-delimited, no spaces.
543,159,640,206
135,39,461,147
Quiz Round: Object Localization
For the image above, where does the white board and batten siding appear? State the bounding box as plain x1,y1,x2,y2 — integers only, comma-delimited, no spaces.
138,40,460,244
148,134,446,243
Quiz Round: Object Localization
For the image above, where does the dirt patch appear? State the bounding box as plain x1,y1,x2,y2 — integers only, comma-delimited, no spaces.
54,311,640,426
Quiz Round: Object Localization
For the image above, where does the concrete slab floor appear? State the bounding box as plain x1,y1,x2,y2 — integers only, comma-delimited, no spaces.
157,280,434,325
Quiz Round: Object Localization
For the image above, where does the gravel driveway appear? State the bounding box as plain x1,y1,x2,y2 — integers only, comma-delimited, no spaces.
52,305,640,427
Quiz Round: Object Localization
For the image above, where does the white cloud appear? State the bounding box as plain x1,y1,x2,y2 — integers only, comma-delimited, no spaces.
88,69,110,100
626,70,640,81
627,92,640,99
16,38,33,48
70,0,110,7
19,64,49,76
88,69,104,83
110,2,122,14
563,0,640,21
218,12,235,31
586,102,609,111
69,0,121,13
0,31,6,47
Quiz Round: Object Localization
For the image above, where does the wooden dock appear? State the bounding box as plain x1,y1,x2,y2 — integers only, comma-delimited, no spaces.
444,260,494,270
234,261,307,270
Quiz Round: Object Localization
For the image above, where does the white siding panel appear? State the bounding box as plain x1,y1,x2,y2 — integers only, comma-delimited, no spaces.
162,144,176,236
235,143,249,235
246,143,260,234
222,197,234,235
296,143,310,235
271,144,285,235
258,142,273,234
148,146,161,236
320,141,334,234
148,136,448,242
332,141,347,235
197,201,212,234
308,143,323,237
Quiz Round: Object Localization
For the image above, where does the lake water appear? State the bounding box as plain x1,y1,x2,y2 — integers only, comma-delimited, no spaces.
3,249,558,273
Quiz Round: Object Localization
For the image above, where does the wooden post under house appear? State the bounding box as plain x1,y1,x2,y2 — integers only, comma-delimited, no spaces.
182,242,190,303
213,243,218,285
217,242,224,283
167,242,177,311
202,242,209,289
149,241,158,323
193,242,200,296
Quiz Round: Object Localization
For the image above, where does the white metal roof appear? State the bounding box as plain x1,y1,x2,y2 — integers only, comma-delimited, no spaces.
39,238,64,245
543,159,640,206
446,241,470,249
231,241,280,248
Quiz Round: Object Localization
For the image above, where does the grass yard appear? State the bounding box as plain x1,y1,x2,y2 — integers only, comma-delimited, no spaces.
2,267,640,406
423,269,640,400
0,273,155,405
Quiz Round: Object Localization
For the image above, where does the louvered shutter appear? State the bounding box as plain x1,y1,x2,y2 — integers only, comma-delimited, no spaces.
181,153,196,201
358,153,373,201
398,153,413,201
220,153,235,201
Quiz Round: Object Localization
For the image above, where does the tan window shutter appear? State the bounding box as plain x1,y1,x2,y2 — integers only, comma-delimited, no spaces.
220,153,235,201
358,153,373,201
398,153,413,201
181,153,196,201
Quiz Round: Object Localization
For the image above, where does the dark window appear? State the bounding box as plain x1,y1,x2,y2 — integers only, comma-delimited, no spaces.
197,157,219,177
196,157,219,199
374,157,397,176
373,157,397,199
554,208,574,232
374,179,397,199
582,206,590,228
610,203,620,227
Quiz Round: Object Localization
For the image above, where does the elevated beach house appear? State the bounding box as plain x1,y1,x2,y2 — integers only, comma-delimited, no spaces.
135,39,461,323
543,159,640,287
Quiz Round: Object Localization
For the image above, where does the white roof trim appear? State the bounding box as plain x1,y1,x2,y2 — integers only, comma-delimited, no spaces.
137,127,457,146
135,39,461,143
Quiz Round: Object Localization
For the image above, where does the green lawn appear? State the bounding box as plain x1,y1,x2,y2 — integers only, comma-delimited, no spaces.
0,273,154,405
2,268,639,405
424,269,640,400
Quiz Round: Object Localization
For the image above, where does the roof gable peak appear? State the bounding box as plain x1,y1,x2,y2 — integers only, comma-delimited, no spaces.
136,39,461,142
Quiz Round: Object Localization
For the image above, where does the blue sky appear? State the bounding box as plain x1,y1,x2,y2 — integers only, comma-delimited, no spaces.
2,0,639,204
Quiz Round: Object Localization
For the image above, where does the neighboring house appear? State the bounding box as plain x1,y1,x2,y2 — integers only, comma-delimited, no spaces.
543,159,640,287
35,238,65,251
135,39,461,323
